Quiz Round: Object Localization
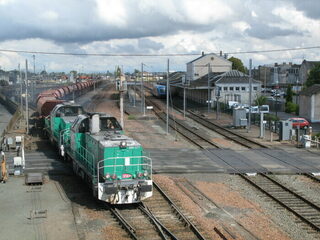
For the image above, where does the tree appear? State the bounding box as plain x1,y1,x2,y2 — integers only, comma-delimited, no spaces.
0,80,9,86
115,66,122,78
305,63,320,87
285,85,293,103
254,95,267,106
228,57,246,73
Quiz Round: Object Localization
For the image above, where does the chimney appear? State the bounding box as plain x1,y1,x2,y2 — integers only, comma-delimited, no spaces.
201,51,204,56
90,114,100,134
224,53,228,59
220,51,222,56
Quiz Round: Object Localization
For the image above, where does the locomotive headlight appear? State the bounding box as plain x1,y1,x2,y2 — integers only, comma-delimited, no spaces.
143,171,148,177
137,172,143,178
105,173,111,179
119,141,127,149
111,174,117,180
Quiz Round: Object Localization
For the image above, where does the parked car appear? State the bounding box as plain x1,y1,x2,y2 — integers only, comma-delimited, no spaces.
287,118,310,129
266,96,275,101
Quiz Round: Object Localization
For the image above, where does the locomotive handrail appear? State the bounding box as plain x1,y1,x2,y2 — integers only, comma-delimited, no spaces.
59,129,70,147
97,156,152,182
77,145,95,175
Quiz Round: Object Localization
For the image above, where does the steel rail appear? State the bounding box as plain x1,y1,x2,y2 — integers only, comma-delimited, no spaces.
153,182,208,240
145,97,220,149
184,109,268,149
240,173,320,232
109,207,138,240
139,202,178,240
304,173,320,183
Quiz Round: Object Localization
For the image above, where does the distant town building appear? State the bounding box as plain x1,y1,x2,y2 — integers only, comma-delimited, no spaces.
0,70,9,84
252,65,272,87
299,84,320,123
254,62,301,88
186,52,232,82
299,60,320,86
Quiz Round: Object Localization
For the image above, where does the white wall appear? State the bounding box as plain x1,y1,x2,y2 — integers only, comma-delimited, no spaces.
187,54,231,81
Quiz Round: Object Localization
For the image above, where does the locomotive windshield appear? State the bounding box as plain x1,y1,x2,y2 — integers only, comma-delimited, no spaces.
56,106,84,117
100,117,122,131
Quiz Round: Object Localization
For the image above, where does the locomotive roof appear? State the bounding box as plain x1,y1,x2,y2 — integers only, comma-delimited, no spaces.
89,133,141,148
61,116,79,123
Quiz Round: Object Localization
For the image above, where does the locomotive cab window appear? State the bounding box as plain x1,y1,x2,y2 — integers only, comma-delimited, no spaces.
63,106,83,116
79,118,89,133
100,117,122,131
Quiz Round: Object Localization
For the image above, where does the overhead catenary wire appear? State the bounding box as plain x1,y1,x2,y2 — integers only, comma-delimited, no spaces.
0,45,319,57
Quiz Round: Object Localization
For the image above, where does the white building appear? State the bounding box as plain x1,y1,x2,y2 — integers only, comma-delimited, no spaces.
186,53,232,82
213,70,261,105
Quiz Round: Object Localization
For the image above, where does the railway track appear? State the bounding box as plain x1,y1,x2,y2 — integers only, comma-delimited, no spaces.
145,97,220,149
240,173,320,235
174,178,259,240
304,173,320,183
110,182,209,240
180,108,268,149
142,87,268,149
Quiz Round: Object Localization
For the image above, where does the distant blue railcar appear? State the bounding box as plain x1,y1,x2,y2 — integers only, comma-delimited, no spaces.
152,84,166,98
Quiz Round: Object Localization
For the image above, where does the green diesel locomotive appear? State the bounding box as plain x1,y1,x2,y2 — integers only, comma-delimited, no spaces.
46,103,153,204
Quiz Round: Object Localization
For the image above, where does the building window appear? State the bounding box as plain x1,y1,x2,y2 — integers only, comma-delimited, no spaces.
235,87,240,91
253,87,258,91
241,87,246,91
223,87,228,91
229,87,234,91
218,87,222,91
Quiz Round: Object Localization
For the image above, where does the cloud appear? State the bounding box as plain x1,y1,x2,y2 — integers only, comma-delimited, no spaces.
245,23,301,39
0,0,319,72
138,39,164,51
289,0,320,19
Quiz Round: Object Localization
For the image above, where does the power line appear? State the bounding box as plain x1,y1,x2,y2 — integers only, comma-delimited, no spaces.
226,46,320,55
0,49,198,57
0,45,319,57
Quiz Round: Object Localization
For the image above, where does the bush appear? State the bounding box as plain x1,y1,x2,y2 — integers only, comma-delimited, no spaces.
264,113,279,121
127,115,136,120
285,102,298,113
110,93,119,100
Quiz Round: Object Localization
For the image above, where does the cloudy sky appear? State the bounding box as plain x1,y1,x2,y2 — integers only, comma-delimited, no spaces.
0,0,319,73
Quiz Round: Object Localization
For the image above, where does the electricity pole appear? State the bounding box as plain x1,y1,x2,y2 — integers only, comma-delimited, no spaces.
25,60,29,134
32,55,35,102
133,74,136,107
140,63,144,114
120,77,124,129
247,59,252,132
207,63,210,113
166,59,169,134
19,64,23,115
183,75,187,119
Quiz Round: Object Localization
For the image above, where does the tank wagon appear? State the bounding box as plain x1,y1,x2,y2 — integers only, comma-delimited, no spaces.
37,80,100,117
